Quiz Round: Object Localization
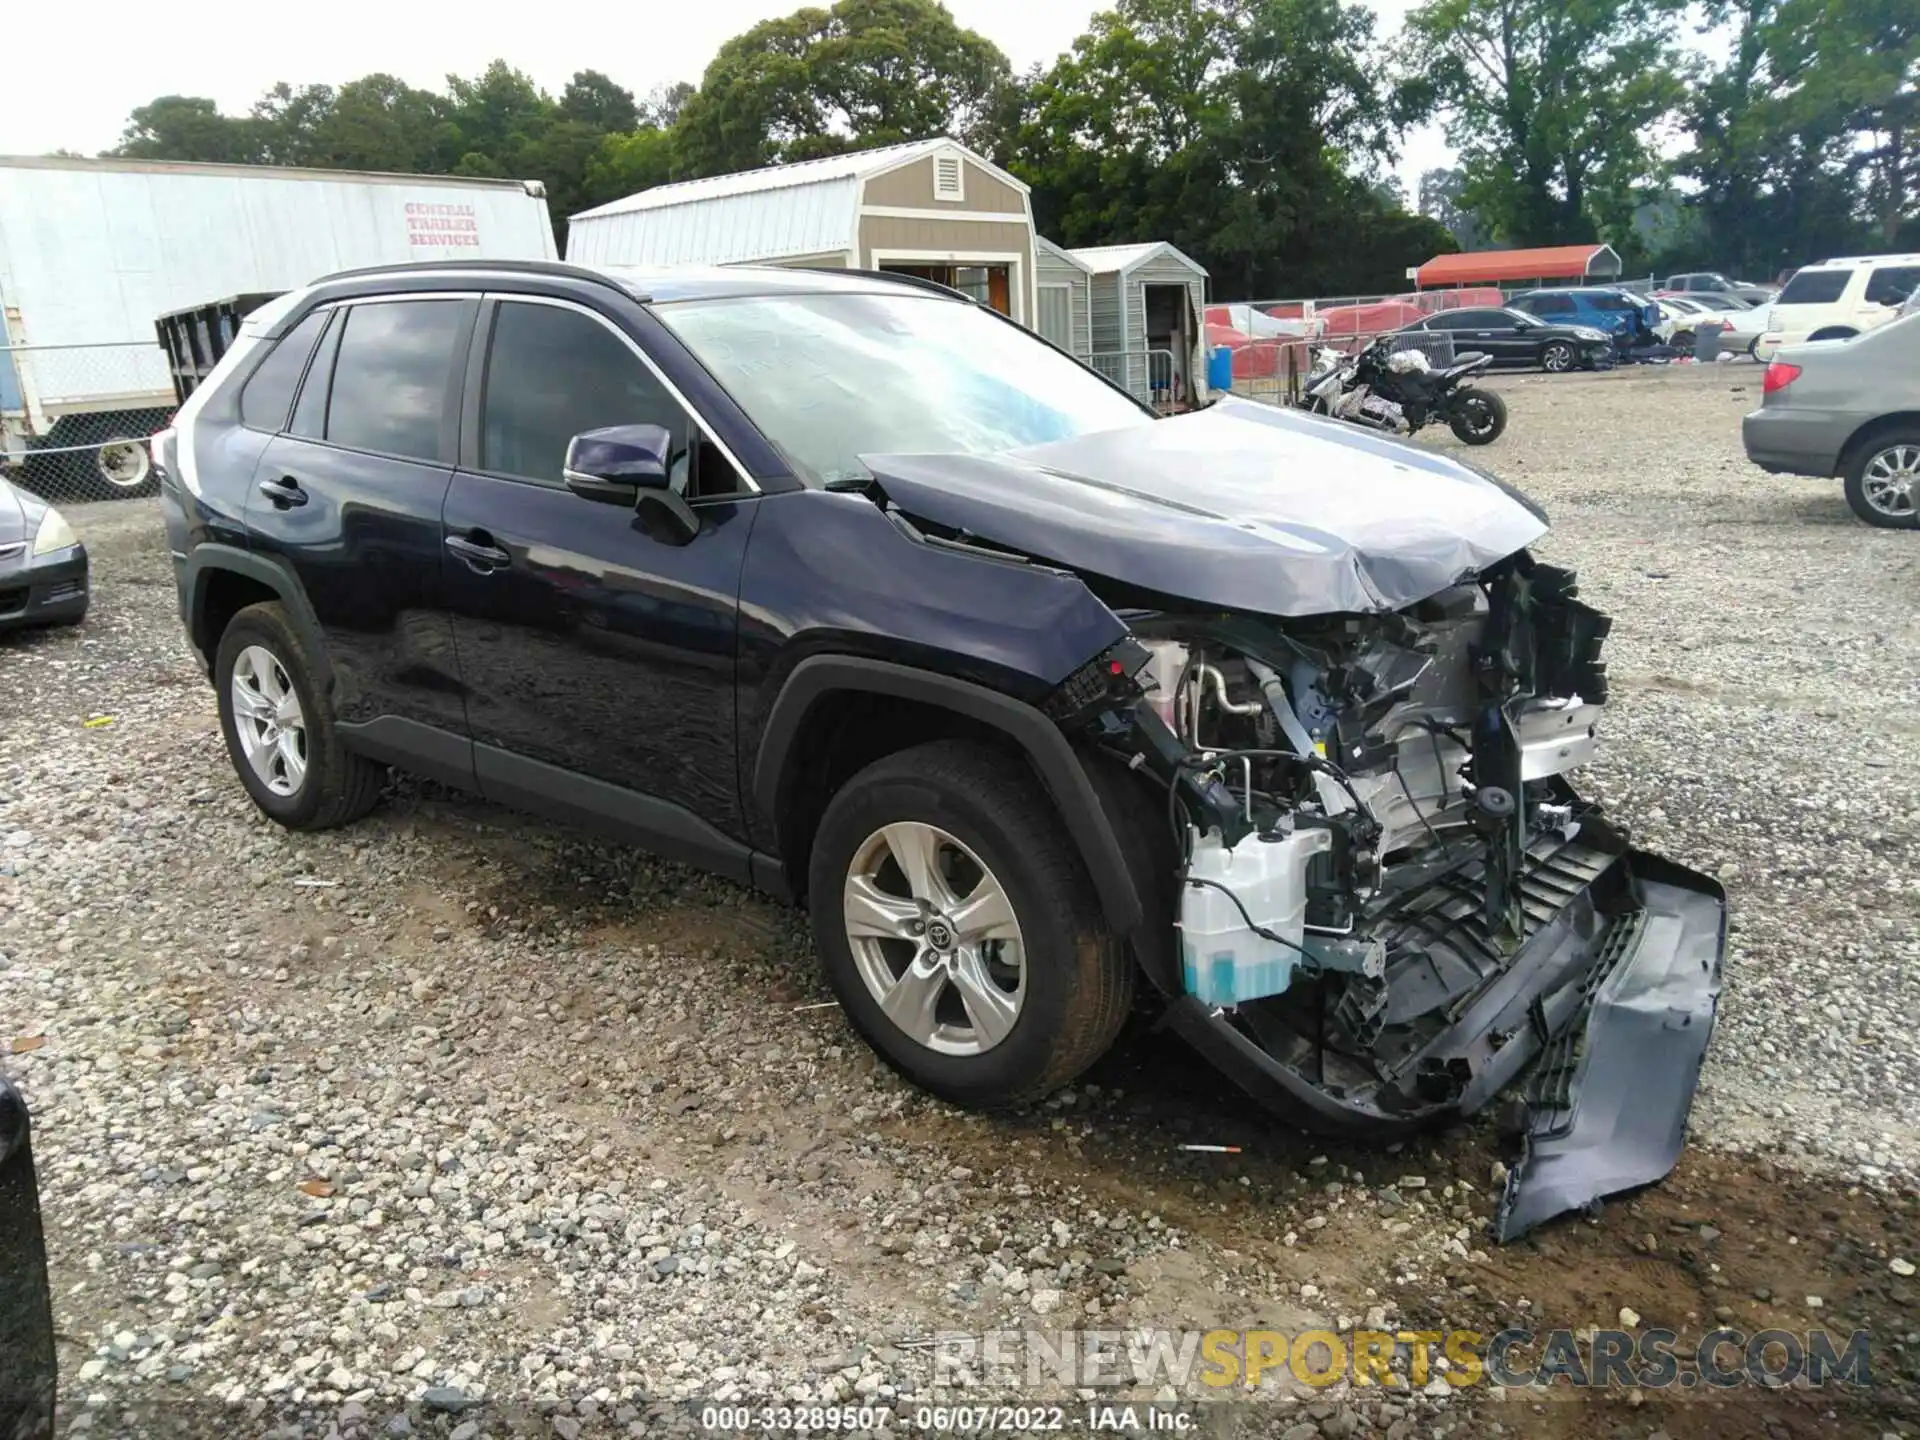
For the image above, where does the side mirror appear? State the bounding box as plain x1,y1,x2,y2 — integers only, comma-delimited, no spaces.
563,424,674,506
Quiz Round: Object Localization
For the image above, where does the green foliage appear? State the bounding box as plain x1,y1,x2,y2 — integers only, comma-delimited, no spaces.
1009,0,1446,296
108,0,1917,300
1398,0,1689,248
673,0,1013,174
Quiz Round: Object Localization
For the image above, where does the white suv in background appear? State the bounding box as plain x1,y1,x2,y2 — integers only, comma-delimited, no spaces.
1761,254,1920,356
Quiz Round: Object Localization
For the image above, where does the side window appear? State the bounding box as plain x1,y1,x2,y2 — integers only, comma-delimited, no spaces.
325,299,469,463
239,310,329,433
288,310,342,440
1777,269,1849,305
479,301,741,498
1426,312,1470,330
1864,266,1920,306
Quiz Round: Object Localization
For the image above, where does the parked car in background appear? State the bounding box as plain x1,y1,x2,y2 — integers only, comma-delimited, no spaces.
0,473,88,631
1743,311,1920,528
1762,254,1920,351
1662,272,1776,305
1396,306,1611,371
1508,287,1660,349
1653,297,1718,348
153,259,1725,1238
1674,292,1753,312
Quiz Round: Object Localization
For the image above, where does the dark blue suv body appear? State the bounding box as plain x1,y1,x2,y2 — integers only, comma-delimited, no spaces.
149,260,1724,1239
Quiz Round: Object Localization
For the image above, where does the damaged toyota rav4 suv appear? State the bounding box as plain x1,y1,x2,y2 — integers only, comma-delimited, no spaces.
157,261,1724,1237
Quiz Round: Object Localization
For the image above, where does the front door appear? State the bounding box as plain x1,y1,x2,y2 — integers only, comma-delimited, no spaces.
244,296,475,757
439,296,757,849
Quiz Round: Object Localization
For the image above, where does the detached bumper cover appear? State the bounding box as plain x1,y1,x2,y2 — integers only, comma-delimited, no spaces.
1494,852,1725,1240
1165,841,1726,1240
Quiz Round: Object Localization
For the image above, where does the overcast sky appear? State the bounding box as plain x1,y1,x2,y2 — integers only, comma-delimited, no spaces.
0,0,1448,196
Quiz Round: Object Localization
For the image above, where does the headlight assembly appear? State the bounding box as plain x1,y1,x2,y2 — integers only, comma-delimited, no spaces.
31,508,77,557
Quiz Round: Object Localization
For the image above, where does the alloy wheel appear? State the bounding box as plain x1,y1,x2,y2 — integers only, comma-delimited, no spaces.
1860,444,1919,520
1542,344,1573,372
230,645,309,796
843,822,1026,1056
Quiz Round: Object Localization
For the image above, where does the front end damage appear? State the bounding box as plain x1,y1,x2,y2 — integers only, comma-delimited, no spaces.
1043,552,1726,1240
861,403,1726,1239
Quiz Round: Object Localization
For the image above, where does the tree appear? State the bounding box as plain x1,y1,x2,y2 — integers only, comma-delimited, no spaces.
1664,0,1911,277
673,0,1014,175
560,70,640,134
584,126,678,207
115,97,263,164
1765,0,1917,244
1398,0,1688,247
642,82,697,129
1009,0,1433,297
1417,165,1481,248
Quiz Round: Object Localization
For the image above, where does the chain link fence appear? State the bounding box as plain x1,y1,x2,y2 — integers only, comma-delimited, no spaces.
2,342,177,505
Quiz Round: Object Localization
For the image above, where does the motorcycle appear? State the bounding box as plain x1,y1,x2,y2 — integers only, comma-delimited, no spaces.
1303,338,1508,445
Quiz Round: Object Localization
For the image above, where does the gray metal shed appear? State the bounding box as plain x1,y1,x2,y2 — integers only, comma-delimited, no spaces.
1069,241,1210,407
1033,236,1092,361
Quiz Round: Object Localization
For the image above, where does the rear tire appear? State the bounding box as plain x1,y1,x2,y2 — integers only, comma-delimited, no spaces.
806,740,1133,1109
1807,327,1857,343
214,602,384,829
1843,432,1920,529
1447,387,1507,445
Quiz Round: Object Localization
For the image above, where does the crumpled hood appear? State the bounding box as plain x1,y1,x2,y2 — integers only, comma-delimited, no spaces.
862,398,1549,615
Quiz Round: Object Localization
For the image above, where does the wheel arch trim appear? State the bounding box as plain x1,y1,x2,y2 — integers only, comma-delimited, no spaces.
753,655,1144,934
183,544,331,688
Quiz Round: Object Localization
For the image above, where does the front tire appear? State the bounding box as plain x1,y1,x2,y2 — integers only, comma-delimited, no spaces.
214,602,383,829
807,740,1133,1109
1541,341,1576,373
1844,433,1920,529
1447,387,1507,445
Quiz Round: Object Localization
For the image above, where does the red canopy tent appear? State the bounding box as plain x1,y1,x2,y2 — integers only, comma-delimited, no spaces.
1412,245,1622,290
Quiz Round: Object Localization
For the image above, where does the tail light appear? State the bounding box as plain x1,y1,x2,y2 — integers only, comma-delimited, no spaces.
1762,362,1801,394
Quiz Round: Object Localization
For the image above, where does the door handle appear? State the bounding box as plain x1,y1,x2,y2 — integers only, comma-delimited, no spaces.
257,476,307,508
446,532,511,572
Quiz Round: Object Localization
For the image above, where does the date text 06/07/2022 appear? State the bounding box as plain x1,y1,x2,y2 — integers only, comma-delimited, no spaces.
699,1403,1200,1431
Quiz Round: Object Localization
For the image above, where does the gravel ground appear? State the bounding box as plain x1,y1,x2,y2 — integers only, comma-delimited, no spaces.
2,369,1915,1440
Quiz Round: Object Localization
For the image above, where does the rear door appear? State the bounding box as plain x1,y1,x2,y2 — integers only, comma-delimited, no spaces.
246,295,476,777
439,294,759,853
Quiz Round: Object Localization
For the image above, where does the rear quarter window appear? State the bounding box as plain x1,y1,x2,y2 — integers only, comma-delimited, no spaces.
239,310,329,433
1864,266,1920,306
1776,269,1850,305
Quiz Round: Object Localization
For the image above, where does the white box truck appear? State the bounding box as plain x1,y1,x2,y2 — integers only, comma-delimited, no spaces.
0,155,558,498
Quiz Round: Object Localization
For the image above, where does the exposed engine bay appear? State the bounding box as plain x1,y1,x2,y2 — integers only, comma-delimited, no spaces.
861,402,1725,1239
1041,550,1725,1237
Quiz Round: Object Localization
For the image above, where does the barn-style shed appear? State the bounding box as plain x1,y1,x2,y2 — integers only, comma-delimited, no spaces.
566,137,1041,324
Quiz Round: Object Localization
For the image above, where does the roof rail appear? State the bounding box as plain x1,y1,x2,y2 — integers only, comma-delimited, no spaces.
310,257,645,299
817,266,975,304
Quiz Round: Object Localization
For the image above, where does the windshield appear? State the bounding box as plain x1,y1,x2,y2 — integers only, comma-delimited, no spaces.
656,292,1154,487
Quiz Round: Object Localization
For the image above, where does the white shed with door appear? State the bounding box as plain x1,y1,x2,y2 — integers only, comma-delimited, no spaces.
1033,236,1092,361
1069,241,1210,408
567,138,1040,325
